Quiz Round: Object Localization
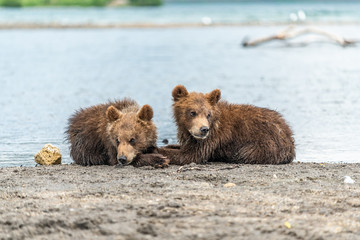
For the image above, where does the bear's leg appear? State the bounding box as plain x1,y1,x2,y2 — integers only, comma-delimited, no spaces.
232,142,294,164
163,144,181,149
71,148,109,166
70,135,108,166
70,148,86,166
69,137,87,165
132,154,170,168
107,147,119,166
158,147,207,165
277,145,296,164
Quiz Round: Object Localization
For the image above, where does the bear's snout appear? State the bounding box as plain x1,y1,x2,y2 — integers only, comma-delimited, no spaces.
117,143,137,164
188,115,210,140
189,125,210,140
118,155,127,165
200,126,209,136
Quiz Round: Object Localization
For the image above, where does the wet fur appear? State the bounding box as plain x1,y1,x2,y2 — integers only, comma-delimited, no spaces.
159,85,295,165
66,99,166,167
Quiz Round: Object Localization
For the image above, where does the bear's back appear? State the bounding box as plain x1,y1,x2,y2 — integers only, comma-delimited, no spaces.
216,101,295,164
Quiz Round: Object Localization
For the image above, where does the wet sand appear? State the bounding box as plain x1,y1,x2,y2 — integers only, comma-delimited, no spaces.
1,162,359,239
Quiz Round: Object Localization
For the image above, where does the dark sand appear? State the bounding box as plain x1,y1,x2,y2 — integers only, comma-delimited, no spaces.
1,163,360,239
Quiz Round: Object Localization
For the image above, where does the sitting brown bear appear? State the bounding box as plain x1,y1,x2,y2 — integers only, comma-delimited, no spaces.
159,85,295,165
66,99,169,168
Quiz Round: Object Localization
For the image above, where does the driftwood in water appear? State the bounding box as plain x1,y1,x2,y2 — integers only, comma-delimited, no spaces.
242,26,358,47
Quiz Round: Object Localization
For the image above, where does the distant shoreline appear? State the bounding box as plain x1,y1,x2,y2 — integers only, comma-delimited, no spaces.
0,0,161,7
1,22,360,29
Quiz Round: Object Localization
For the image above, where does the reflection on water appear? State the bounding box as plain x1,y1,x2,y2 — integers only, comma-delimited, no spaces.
0,26,359,167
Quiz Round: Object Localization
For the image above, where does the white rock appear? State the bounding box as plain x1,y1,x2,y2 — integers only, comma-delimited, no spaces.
344,176,355,184
224,182,236,188
201,16,212,25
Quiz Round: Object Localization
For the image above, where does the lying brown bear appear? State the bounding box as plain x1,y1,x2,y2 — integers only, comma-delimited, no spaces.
159,85,295,165
66,99,169,168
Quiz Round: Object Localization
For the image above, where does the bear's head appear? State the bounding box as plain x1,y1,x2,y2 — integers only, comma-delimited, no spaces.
172,85,221,141
106,104,157,165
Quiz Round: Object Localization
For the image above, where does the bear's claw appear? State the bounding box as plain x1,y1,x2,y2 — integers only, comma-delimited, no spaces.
154,156,170,168
135,153,170,168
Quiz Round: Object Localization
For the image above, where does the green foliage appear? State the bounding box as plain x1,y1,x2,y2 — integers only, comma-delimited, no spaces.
21,0,47,7
1,0,111,7
129,0,162,6
0,0,22,7
46,0,110,6
0,0,163,7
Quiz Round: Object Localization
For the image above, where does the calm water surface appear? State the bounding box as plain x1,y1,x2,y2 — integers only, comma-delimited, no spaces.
0,25,360,166
1,1,360,25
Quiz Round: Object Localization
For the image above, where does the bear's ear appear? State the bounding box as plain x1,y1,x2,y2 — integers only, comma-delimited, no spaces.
106,106,122,122
138,104,153,122
172,85,189,101
207,89,221,106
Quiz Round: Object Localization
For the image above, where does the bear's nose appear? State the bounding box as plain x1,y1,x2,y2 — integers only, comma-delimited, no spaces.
200,126,209,135
118,155,127,165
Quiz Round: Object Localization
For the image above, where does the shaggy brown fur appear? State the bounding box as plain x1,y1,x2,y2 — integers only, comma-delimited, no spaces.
66,99,169,167
159,85,295,165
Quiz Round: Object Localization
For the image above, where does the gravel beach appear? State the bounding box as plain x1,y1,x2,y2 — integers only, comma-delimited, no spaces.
1,162,359,239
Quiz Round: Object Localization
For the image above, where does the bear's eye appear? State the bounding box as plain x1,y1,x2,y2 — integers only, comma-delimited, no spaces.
115,139,120,145
129,138,136,144
207,113,211,119
190,111,196,117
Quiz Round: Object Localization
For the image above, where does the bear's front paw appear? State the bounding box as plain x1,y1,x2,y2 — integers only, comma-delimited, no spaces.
135,153,170,168
153,154,170,169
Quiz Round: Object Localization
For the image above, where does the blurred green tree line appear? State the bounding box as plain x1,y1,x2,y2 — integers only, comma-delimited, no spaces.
0,0,162,7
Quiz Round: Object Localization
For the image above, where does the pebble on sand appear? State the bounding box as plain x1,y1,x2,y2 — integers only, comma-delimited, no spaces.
284,221,292,229
344,176,355,184
34,144,62,166
224,182,236,188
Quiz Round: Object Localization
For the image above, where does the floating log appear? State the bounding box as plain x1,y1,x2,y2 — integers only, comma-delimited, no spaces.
242,26,359,47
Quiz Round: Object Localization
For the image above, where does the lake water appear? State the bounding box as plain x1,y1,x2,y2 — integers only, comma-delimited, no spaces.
1,1,360,26
0,2,360,167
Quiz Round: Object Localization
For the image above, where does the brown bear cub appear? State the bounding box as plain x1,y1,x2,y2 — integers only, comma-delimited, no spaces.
159,85,295,165
66,99,169,168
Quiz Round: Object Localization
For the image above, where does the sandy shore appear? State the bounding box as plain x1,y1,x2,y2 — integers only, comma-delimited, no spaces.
1,162,359,239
